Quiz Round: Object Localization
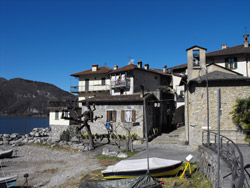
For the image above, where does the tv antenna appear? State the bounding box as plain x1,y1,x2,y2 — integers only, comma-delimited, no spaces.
128,57,134,65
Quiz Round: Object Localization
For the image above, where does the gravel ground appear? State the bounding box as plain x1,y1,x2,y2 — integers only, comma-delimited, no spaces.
0,142,199,188
0,144,105,188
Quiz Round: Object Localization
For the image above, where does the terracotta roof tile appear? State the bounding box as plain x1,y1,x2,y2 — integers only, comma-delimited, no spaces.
71,66,112,77
81,94,143,103
109,64,138,74
207,44,250,57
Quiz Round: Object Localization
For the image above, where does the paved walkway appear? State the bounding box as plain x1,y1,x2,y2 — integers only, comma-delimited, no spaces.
130,143,198,162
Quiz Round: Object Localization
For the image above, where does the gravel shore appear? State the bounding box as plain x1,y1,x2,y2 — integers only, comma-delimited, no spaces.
0,144,104,188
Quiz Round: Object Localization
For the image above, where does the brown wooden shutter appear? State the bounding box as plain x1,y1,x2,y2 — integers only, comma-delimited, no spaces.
113,110,116,122
107,111,110,122
121,110,125,122
132,110,136,122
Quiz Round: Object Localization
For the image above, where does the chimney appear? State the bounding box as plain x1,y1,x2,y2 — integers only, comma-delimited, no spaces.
222,43,228,49
140,85,144,98
114,65,118,70
144,64,149,70
137,61,142,68
92,64,98,72
163,65,167,73
244,34,249,48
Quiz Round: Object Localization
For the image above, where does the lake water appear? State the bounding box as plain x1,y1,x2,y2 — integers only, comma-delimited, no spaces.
0,116,49,135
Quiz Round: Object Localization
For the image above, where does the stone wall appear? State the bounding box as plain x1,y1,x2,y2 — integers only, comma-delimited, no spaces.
185,83,250,149
50,124,71,140
198,146,231,188
86,104,144,138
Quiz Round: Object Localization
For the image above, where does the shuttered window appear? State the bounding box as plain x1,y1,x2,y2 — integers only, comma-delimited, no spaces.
106,110,116,122
225,58,237,70
121,110,136,122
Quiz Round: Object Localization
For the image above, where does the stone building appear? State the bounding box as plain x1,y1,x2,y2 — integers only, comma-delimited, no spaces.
49,62,175,140
184,46,250,149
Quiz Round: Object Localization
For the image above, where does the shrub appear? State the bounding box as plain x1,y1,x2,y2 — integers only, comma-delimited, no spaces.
60,129,71,142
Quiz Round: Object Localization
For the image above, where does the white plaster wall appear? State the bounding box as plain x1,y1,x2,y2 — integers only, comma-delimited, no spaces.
173,75,183,95
49,111,70,126
78,77,110,92
211,56,247,76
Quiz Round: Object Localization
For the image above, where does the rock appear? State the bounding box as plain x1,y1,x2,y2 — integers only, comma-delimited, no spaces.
34,133,40,137
10,133,19,139
117,152,128,158
3,134,10,138
0,141,3,145
108,151,118,157
28,140,34,144
22,138,28,143
9,141,16,145
102,148,110,155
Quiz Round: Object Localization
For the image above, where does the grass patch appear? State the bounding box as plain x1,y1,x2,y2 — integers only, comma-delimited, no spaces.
95,150,139,161
31,143,79,153
158,163,212,188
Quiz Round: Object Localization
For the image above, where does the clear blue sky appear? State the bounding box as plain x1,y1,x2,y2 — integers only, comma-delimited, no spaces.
1,0,249,91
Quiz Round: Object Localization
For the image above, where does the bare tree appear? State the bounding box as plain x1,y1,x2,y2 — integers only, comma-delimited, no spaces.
61,102,102,150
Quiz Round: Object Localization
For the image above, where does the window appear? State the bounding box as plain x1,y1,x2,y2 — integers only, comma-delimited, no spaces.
225,58,237,70
106,110,116,122
55,111,59,120
101,78,106,85
121,110,136,122
85,79,89,91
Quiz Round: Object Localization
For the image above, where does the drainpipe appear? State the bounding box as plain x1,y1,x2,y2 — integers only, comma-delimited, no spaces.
186,84,190,145
143,95,150,175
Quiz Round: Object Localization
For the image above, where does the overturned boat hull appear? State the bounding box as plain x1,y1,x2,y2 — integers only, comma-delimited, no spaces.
0,149,13,159
102,157,182,179
0,175,18,188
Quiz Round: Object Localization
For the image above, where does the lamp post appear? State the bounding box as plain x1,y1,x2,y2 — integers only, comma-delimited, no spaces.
205,67,210,145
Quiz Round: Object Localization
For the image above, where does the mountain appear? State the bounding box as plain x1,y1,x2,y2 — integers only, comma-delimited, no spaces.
0,77,77,116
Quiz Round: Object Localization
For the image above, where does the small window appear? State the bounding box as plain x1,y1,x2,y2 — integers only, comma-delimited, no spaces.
121,110,136,122
107,110,116,122
55,111,59,120
101,78,106,85
225,58,237,70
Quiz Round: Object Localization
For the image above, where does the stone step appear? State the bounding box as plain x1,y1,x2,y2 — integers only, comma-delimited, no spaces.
150,126,186,145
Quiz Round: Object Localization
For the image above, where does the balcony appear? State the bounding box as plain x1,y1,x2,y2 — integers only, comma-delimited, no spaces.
70,84,110,93
111,78,130,88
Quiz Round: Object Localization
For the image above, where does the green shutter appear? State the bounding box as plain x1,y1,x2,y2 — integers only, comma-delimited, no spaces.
225,58,229,69
234,58,238,69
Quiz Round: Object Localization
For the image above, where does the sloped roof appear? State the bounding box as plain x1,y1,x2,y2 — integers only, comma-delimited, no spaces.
190,71,250,83
206,44,250,57
186,45,207,51
81,94,143,103
168,63,187,71
110,64,171,76
109,64,138,74
71,66,112,77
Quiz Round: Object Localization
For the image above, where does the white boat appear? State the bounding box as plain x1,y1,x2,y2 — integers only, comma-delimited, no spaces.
102,157,182,179
0,175,18,188
0,149,13,159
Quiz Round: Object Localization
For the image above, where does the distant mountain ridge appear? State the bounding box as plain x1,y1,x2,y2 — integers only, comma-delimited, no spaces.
0,77,77,116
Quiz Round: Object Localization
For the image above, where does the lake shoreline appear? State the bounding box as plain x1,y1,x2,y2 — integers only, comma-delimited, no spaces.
0,116,49,135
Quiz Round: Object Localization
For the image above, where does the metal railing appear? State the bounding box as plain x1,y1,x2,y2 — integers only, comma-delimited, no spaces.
202,130,245,188
111,78,130,88
70,84,110,93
